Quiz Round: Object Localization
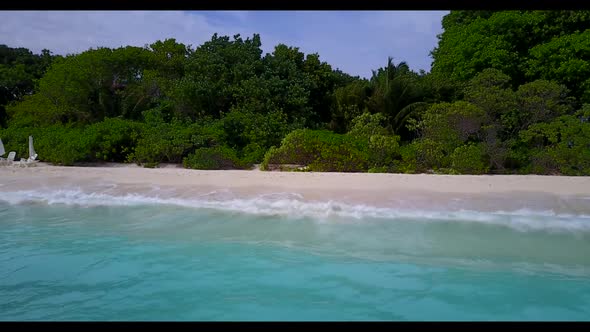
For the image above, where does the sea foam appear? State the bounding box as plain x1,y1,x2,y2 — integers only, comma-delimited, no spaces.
0,187,589,233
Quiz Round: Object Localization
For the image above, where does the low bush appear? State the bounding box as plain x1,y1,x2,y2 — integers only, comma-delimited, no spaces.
84,118,144,162
396,139,447,173
519,113,590,176
0,125,32,159
450,143,489,174
183,146,246,170
367,134,400,168
368,166,390,173
128,111,218,167
261,129,369,172
239,142,266,166
34,125,92,165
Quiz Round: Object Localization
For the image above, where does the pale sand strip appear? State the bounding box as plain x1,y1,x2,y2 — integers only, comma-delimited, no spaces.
2,164,590,213
1,164,589,197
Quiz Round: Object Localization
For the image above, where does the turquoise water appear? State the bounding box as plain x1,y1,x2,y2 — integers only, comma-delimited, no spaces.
1,197,590,321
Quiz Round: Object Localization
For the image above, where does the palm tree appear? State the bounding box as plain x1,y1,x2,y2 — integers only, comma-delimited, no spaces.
367,57,428,138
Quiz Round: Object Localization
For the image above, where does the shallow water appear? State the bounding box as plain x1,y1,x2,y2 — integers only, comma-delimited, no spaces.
1,189,589,321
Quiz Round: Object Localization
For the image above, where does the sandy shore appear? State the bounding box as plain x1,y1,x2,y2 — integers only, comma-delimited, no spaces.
2,163,590,213
2,163,590,193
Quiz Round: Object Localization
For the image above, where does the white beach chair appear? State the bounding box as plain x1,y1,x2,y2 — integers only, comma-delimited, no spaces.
15,136,39,167
15,155,39,167
2,151,16,166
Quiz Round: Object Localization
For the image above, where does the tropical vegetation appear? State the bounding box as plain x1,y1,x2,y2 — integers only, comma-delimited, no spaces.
1,11,589,175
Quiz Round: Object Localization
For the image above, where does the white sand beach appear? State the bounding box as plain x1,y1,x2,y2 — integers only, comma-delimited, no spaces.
2,163,590,214
2,163,590,194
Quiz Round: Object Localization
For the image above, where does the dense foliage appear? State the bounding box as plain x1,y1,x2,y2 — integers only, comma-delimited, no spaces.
0,45,60,127
260,129,369,172
2,11,590,175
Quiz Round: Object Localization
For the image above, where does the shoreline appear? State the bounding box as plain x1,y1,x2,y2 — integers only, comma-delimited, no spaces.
2,162,590,194
2,163,590,215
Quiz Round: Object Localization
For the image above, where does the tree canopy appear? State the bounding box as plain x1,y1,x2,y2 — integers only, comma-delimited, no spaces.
1,10,589,175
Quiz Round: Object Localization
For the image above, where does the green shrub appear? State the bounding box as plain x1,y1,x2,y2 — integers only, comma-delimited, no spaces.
434,168,462,175
83,118,144,162
183,146,246,170
0,125,32,159
262,129,369,172
347,112,400,168
368,166,390,173
368,134,400,168
526,147,590,176
396,139,447,173
260,146,277,171
218,109,294,162
34,125,92,165
450,143,489,174
420,101,486,153
550,147,590,176
240,142,266,166
2,124,95,165
519,113,590,175
129,117,215,167
527,149,561,175
312,143,368,172
504,139,532,171
5,94,70,128
347,112,389,139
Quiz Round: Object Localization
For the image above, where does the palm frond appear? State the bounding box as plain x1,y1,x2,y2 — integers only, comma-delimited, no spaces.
392,102,428,133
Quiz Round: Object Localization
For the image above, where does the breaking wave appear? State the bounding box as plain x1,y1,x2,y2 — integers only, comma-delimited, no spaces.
1,188,589,233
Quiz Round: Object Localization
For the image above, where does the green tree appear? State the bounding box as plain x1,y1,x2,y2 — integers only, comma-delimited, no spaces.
463,68,516,120
0,45,59,127
347,112,400,169
261,129,369,172
347,112,389,139
420,101,486,153
366,57,428,139
31,46,154,124
450,143,489,174
176,34,263,119
519,107,590,175
397,138,447,173
513,80,573,132
329,79,371,133
526,30,590,104
432,10,590,89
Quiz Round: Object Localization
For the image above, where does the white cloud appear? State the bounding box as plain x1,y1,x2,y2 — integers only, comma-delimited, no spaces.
0,11,235,54
0,10,447,78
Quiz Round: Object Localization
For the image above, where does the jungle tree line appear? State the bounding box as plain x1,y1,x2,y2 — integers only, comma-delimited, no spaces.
1,10,589,175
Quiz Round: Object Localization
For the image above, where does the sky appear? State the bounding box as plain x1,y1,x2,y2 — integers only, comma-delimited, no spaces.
0,11,448,78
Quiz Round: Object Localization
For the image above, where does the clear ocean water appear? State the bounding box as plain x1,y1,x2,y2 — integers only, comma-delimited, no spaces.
1,189,590,321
